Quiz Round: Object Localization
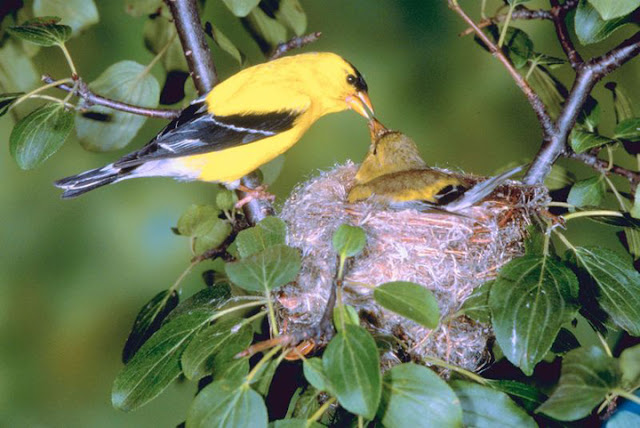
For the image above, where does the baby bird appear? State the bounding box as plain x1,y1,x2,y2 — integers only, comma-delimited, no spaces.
348,119,524,212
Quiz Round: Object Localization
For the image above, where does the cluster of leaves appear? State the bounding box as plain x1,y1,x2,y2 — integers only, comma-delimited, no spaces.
1,0,307,170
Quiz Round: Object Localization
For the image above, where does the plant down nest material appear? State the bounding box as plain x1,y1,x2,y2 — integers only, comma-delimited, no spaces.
277,162,549,372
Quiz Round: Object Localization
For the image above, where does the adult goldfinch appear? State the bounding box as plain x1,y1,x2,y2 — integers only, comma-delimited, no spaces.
348,119,523,212
55,52,374,198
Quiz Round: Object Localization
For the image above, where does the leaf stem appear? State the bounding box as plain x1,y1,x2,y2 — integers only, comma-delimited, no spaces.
307,396,336,426
142,33,177,77
57,43,77,76
615,389,640,405
244,345,281,384
497,3,515,48
10,77,73,111
422,355,488,384
265,288,279,338
209,299,268,323
553,230,576,252
26,94,75,109
562,210,625,222
597,332,613,357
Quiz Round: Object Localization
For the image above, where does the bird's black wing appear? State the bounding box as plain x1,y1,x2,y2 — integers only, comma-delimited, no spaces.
114,100,300,168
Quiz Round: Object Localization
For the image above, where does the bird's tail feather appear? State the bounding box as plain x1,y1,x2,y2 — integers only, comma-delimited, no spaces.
54,163,124,198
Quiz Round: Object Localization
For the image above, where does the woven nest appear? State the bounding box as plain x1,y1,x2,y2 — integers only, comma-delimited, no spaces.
277,162,549,372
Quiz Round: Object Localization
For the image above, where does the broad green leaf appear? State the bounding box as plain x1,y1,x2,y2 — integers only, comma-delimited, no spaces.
260,155,285,185
332,224,367,258
8,17,71,46
207,23,245,65
577,96,600,131
143,15,188,72
193,219,233,255
9,103,74,169
504,28,534,69
222,0,261,17
333,304,360,332
631,187,640,219
34,0,99,35
486,380,547,412
165,285,231,322
187,379,267,428
181,318,253,380
0,40,39,116
211,345,250,381
379,363,462,428
588,213,640,228
506,0,532,5
620,344,640,386
570,129,612,153
271,419,323,428
588,0,640,20
528,67,564,119
459,281,492,323
303,358,330,392
550,328,581,354
544,164,576,191
575,0,631,45
274,0,307,35
490,255,579,375
0,92,23,117
225,244,301,293
537,346,622,421
122,289,179,363
216,189,238,211
243,7,288,54
75,60,160,151
451,381,537,428
289,387,321,419
606,82,635,123
573,247,640,335
177,205,219,236
235,216,287,258
623,228,640,259
112,308,214,411
253,358,280,396
373,281,440,328
125,0,164,17
567,176,606,209
323,325,381,419
614,117,640,140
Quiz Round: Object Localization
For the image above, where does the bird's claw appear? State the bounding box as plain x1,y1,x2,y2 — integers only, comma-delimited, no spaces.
235,184,276,209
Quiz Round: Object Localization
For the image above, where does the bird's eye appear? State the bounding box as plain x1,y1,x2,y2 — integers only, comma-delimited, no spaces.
346,74,357,85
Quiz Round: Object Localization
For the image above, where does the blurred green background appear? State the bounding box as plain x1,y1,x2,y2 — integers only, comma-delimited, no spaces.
1,0,638,426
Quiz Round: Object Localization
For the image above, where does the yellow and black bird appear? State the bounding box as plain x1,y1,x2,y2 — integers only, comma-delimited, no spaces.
55,52,374,198
348,119,523,212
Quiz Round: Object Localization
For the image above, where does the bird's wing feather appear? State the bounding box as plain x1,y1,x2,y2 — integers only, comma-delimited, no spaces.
114,99,305,168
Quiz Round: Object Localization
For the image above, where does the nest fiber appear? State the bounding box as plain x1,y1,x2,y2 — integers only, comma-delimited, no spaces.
278,162,549,371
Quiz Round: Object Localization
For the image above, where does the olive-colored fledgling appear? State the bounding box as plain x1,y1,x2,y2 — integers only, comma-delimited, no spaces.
348,119,524,212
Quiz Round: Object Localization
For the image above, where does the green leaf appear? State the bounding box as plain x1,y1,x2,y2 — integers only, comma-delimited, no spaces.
332,224,367,258
194,219,233,255
303,358,331,392
588,212,640,228
577,96,600,131
207,23,245,65
489,255,579,375
253,358,280,396
289,387,321,419
7,17,71,46
187,379,268,428
112,308,214,411
0,92,24,117
575,0,631,45
614,117,640,141
165,285,231,322
323,325,381,419
459,281,492,323
573,247,640,335
271,419,323,428
211,345,250,381
537,346,622,421
242,7,288,54
528,67,565,119
125,0,164,17
486,380,547,412
9,103,74,169
225,244,301,293
504,28,534,69
378,363,462,428
606,82,635,123
620,344,640,386
75,60,160,151
333,304,360,332
587,0,640,20
235,216,287,258
216,189,238,211
122,289,179,363
177,205,219,236
223,0,261,17
260,155,285,185
274,0,307,36
567,176,606,209
623,228,640,259
451,381,537,428
544,165,576,191
181,318,253,380
373,281,440,328
143,15,188,72
0,40,40,116
33,0,99,35
631,186,640,219
570,129,612,154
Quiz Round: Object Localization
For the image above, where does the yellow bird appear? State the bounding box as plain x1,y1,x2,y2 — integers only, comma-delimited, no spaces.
55,52,374,198
348,119,524,212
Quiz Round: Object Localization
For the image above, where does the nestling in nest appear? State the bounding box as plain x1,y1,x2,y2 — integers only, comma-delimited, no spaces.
277,120,549,372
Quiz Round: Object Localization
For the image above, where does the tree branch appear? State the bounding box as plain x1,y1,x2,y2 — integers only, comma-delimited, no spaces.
447,0,555,136
565,151,640,189
42,74,181,120
550,0,582,69
269,32,322,60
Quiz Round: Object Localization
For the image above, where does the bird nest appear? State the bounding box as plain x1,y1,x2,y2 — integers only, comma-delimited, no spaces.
277,162,549,372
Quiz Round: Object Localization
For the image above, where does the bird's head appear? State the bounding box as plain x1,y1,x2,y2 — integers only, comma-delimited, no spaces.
354,118,427,183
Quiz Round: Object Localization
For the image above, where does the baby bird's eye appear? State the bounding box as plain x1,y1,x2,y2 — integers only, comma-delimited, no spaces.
346,74,357,85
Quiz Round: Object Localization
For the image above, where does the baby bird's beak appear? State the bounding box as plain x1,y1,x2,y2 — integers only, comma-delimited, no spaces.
347,91,374,119
368,117,388,140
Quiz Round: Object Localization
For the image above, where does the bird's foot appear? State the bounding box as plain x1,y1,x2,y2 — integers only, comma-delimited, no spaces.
235,184,276,209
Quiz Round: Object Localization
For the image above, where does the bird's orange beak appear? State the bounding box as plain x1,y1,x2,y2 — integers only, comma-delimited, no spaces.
346,91,374,119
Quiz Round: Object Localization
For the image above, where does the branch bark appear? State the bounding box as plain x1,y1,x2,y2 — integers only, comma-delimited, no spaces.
565,151,640,190
550,0,582,69
42,74,181,120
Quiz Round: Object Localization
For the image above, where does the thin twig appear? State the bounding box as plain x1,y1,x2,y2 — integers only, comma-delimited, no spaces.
447,0,555,136
41,74,181,119
459,6,552,37
566,151,640,191
550,0,582,69
269,32,322,60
